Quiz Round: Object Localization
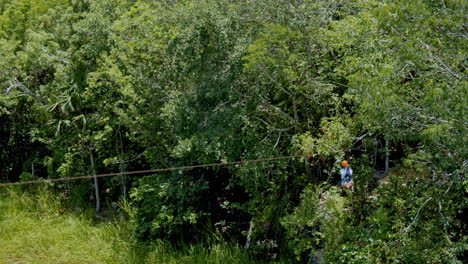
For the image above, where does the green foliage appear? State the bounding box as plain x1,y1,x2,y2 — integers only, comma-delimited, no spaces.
324,0,467,170
281,169,467,263
281,184,348,261
0,0,466,261
281,185,321,258
242,23,340,136
330,172,467,263
131,173,209,241
296,117,353,164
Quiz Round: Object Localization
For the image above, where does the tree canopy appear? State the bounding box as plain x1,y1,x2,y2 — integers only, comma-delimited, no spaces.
1,0,466,262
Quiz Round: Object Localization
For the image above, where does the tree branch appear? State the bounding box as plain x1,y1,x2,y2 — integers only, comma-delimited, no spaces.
421,41,462,80
292,94,301,133
254,117,295,132
7,79,46,104
244,217,255,249
352,132,370,144
213,101,229,112
273,131,282,149
259,102,295,123
404,197,432,233
106,151,146,165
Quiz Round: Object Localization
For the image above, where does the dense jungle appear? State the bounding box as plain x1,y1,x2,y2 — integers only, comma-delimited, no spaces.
0,0,466,263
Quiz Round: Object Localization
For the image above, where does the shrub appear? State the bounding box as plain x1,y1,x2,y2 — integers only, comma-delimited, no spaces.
281,184,348,262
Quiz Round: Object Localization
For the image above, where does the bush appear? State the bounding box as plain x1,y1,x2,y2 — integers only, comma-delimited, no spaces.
131,172,209,241
330,173,467,263
281,184,348,262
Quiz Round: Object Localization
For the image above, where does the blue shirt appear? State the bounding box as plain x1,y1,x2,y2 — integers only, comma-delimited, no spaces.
340,167,353,185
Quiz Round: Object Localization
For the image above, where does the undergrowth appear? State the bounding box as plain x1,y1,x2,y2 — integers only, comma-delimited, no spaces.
0,187,251,264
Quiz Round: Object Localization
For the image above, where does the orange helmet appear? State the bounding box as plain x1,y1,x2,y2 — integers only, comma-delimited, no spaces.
341,160,349,167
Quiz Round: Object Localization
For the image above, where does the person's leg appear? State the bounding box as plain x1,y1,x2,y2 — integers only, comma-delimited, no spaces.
344,182,351,190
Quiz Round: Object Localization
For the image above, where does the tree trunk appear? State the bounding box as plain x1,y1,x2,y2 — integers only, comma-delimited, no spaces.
244,217,254,249
292,94,301,133
305,159,314,182
374,139,378,168
292,94,312,181
120,165,127,200
90,152,100,212
385,139,390,174
119,133,127,200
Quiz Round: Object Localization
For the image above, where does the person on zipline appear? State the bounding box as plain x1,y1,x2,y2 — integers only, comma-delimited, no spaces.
340,160,354,192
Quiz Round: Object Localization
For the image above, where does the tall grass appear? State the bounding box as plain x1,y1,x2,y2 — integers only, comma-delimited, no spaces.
0,187,251,264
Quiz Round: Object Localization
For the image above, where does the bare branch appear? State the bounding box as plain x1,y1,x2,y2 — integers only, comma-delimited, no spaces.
421,41,462,80
447,33,468,39
213,101,229,112
403,102,468,126
438,200,450,241
254,117,295,132
352,132,370,144
7,79,46,104
6,84,14,94
443,181,453,197
259,102,295,123
404,197,433,233
292,94,301,133
244,217,254,249
260,131,272,143
278,85,292,96
439,181,453,241
273,132,282,149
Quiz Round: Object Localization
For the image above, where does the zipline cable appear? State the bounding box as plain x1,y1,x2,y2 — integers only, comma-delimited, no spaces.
0,154,308,187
